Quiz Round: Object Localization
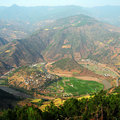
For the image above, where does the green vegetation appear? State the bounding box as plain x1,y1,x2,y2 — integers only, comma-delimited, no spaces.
0,78,8,85
7,64,59,95
1,90,120,120
8,64,45,77
8,66,26,77
46,77,104,97
113,86,120,93
82,63,118,78
51,58,83,71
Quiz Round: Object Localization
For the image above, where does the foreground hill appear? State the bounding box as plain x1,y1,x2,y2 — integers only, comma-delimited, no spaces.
1,14,120,74
1,90,120,120
0,89,20,110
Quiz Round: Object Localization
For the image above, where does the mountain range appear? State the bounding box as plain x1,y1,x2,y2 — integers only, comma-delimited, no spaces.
0,14,120,75
0,5,120,26
1,5,120,42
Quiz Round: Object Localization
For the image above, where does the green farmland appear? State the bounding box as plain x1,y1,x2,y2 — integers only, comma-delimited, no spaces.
45,77,104,97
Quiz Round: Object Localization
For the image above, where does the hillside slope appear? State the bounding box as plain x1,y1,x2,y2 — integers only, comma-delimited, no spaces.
50,58,83,71
0,36,46,71
1,14,120,74
0,61,12,76
0,89,19,110
0,37,8,47
8,65,59,92
42,15,120,66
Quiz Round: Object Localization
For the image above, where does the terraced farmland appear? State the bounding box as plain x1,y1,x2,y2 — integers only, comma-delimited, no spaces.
45,77,104,97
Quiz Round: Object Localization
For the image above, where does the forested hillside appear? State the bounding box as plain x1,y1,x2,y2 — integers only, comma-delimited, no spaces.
1,90,120,120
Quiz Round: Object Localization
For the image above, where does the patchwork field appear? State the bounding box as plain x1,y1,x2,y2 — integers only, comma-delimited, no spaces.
45,77,104,97
81,62,118,78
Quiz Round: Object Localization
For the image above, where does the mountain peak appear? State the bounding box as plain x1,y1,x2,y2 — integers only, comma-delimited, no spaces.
10,4,19,8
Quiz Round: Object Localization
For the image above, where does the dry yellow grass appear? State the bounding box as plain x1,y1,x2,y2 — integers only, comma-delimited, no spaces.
5,50,10,53
78,95,91,100
53,27,57,29
54,98,65,106
44,29,49,31
62,45,71,48
39,104,49,111
115,62,120,65
107,39,113,44
39,96,91,111
39,98,65,111
31,99,41,103
39,101,51,111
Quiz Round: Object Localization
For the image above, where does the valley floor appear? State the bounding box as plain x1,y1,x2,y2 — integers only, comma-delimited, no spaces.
45,59,120,90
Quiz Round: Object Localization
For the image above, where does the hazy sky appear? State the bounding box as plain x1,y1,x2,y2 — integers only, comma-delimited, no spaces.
0,0,120,7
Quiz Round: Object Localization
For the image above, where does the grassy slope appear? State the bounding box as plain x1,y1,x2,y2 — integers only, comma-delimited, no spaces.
51,58,83,71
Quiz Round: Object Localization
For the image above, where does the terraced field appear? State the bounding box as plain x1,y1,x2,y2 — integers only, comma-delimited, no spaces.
45,77,104,97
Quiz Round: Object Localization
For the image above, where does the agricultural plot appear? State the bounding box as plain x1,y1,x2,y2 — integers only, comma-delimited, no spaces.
45,77,103,97
81,64,118,78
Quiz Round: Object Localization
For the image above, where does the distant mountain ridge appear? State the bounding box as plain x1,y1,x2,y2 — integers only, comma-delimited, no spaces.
0,5,85,23
0,5,120,26
88,6,120,26
1,5,120,41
